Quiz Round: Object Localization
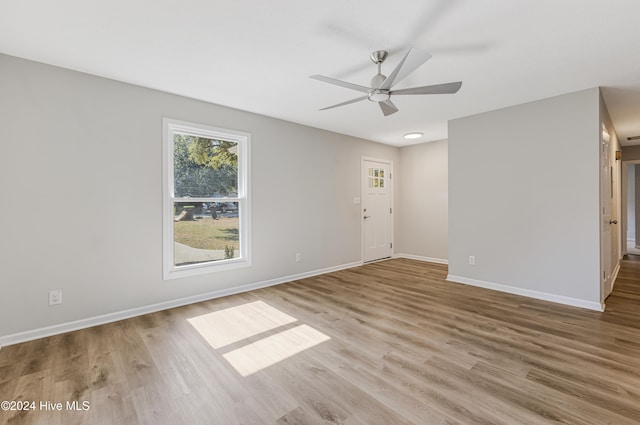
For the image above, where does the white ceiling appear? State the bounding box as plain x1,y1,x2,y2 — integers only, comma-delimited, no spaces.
2,0,640,147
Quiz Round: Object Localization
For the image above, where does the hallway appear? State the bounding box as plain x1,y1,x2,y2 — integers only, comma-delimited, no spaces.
606,257,640,327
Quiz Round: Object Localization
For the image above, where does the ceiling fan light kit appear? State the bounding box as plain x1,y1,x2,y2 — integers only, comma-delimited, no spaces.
310,48,462,116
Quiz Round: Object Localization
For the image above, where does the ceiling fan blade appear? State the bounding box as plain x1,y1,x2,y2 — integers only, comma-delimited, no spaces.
319,95,368,111
379,99,399,116
379,48,432,90
390,81,462,95
310,75,370,93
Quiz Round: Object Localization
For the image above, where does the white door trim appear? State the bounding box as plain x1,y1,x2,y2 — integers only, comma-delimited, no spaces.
361,156,394,262
621,159,640,256
600,125,612,302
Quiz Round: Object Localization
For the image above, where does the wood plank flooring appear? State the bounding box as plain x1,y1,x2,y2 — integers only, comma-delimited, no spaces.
1,258,640,424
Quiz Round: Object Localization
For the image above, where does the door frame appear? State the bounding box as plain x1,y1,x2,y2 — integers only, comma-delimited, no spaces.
600,125,612,302
620,159,640,257
600,123,622,304
361,156,394,262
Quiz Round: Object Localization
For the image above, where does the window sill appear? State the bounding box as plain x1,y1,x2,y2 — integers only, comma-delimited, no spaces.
164,257,251,280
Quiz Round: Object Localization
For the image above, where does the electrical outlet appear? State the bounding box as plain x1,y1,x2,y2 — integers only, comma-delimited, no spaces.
295,253,302,263
49,290,62,306
468,256,475,265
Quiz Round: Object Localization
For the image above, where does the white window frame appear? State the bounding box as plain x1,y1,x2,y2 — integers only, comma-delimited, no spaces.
162,118,251,280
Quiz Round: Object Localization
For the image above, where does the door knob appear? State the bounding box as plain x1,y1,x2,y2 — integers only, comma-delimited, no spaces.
609,220,618,224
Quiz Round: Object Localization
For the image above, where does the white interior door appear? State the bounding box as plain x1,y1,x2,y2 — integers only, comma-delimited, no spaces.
362,159,392,262
601,126,614,299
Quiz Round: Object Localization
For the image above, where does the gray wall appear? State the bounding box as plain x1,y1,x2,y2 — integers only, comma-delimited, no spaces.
448,88,602,308
622,145,640,161
0,54,400,340
396,140,448,262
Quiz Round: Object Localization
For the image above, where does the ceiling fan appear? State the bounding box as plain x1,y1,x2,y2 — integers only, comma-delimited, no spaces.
310,48,462,116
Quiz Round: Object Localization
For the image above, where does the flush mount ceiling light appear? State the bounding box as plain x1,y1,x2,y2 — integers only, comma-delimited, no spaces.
404,132,423,139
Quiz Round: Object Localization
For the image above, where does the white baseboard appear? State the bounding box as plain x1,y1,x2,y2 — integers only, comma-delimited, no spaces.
393,253,448,265
0,261,363,347
446,274,604,312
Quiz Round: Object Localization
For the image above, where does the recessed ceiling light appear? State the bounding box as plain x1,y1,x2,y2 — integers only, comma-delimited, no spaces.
404,132,423,140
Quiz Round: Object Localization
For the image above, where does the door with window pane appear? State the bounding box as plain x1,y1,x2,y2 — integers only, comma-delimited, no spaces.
362,159,392,262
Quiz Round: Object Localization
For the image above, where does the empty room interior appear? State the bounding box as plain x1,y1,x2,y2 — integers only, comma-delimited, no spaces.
2,1,640,424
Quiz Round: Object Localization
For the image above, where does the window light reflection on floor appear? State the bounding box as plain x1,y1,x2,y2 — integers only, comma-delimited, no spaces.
223,324,330,377
187,300,297,349
188,301,330,376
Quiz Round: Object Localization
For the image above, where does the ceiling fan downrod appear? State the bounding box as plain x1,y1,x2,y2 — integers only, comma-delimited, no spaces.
369,50,389,99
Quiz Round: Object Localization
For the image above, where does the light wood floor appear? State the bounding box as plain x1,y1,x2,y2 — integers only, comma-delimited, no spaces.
2,258,640,424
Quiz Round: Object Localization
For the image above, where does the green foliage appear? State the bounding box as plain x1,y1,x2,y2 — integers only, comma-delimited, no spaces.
173,133,238,197
188,137,238,170
224,245,235,259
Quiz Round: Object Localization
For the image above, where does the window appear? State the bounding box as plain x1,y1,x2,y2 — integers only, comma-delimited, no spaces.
368,166,385,188
163,118,250,279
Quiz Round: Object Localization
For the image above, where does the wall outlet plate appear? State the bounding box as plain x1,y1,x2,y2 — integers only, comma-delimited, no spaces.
49,290,62,306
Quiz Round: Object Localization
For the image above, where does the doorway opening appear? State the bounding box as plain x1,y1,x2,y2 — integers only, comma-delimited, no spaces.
621,160,640,257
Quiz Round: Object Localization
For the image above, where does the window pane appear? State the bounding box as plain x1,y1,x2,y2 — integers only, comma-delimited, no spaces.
173,202,240,266
174,133,238,197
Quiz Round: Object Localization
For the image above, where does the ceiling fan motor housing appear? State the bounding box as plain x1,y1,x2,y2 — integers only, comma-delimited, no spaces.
369,71,390,102
370,73,386,89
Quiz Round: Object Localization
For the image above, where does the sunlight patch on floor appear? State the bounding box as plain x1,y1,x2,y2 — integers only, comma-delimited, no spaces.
222,324,330,377
188,301,331,376
187,300,297,349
